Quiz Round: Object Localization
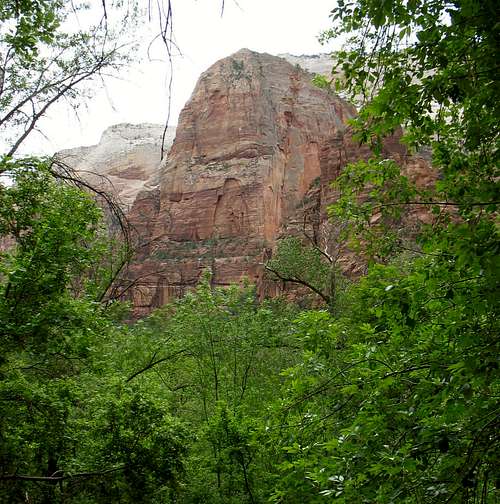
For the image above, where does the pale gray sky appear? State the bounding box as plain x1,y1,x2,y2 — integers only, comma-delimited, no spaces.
24,0,340,155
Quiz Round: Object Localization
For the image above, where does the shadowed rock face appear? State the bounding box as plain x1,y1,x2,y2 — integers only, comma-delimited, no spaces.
123,48,357,315
280,128,436,285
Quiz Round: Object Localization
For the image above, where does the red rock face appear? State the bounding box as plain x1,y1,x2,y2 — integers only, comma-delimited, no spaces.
5,51,437,316
276,127,436,288
125,49,358,315
318,128,436,230
96,50,434,316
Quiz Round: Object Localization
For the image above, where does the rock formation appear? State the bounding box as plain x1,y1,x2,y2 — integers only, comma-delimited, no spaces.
123,49,358,315
58,123,175,210
279,53,336,76
60,49,433,316
280,128,436,281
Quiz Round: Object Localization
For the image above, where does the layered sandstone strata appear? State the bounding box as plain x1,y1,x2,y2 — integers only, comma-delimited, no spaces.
279,128,435,283
58,50,433,316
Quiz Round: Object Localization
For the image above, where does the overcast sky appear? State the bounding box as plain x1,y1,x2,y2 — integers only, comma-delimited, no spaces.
25,0,340,155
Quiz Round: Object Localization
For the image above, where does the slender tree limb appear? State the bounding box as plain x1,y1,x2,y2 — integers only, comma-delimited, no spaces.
374,200,499,209
0,465,126,482
264,264,330,305
126,348,189,383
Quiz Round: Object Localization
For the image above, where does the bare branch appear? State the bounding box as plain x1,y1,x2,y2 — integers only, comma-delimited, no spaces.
264,264,331,305
126,348,190,383
0,465,126,482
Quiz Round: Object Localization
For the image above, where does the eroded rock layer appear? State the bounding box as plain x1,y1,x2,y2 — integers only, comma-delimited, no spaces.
279,128,435,284
59,50,433,316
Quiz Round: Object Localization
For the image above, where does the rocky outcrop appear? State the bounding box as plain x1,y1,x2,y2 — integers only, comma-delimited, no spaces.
57,123,175,210
280,128,436,279
319,129,436,230
124,49,357,315
278,53,336,76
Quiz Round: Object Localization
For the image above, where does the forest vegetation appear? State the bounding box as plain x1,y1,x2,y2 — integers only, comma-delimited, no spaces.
0,1,498,502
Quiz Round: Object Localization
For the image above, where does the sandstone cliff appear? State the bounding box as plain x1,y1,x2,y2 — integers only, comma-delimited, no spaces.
280,128,435,282
123,49,358,315
58,123,175,209
279,53,336,76
60,50,433,316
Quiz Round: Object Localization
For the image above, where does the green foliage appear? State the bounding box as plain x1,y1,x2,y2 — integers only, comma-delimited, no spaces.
271,254,499,502
0,159,303,501
0,158,103,347
0,0,139,156
267,237,332,299
311,74,333,93
203,402,259,503
0,0,62,59
325,0,499,165
269,1,499,502
266,236,349,314
126,273,300,503
230,58,245,79
0,160,190,502
329,157,418,260
2,1,498,502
